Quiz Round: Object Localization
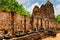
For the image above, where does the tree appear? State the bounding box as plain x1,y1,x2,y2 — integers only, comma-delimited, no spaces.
55,15,60,23
0,0,31,17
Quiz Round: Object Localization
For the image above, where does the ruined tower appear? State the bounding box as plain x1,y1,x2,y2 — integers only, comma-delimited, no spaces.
32,5,40,18
39,4,47,18
45,0,55,20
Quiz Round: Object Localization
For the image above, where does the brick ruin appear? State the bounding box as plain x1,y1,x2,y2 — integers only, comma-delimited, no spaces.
0,0,60,40
32,1,55,20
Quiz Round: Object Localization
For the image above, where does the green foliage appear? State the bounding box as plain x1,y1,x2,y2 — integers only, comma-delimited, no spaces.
55,15,60,23
45,1,52,5
0,0,31,17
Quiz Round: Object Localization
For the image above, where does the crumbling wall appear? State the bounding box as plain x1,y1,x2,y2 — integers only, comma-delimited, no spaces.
25,17,32,32
0,10,12,30
0,10,13,37
13,14,24,33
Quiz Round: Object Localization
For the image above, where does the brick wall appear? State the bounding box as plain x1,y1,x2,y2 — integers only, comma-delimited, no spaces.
0,9,60,37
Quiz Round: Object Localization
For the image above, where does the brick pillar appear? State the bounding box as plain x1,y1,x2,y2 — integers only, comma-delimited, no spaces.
45,20,49,29
32,16,33,31
30,17,33,31
41,18,43,28
36,18,39,31
42,19,46,29
38,18,41,30
49,21,53,28
24,15,26,33
48,20,49,28
33,17,37,31
48,21,50,29
44,19,46,29
11,12,15,35
25,17,31,32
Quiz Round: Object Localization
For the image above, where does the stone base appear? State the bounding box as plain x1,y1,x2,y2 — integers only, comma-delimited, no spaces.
3,32,43,40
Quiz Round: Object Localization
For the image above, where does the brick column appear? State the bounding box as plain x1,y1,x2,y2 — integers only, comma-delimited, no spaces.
24,15,26,33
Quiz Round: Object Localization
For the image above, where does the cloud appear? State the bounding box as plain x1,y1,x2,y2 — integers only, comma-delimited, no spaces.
25,2,42,14
55,4,60,15
56,0,60,1
17,0,29,4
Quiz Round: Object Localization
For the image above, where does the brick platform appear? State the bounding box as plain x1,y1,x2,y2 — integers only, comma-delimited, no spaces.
3,32,44,40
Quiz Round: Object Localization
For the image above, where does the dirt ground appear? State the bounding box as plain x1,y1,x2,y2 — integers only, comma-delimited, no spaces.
42,33,60,40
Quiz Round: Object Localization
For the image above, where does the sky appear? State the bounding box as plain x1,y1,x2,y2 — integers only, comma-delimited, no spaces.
16,0,60,15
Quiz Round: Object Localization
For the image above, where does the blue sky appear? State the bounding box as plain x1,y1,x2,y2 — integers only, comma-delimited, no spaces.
17,0,60,15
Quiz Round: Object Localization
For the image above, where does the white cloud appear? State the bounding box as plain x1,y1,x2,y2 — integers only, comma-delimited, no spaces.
17,0,29,4
25,2,41,14
55,4,60,15
56,0,60,1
